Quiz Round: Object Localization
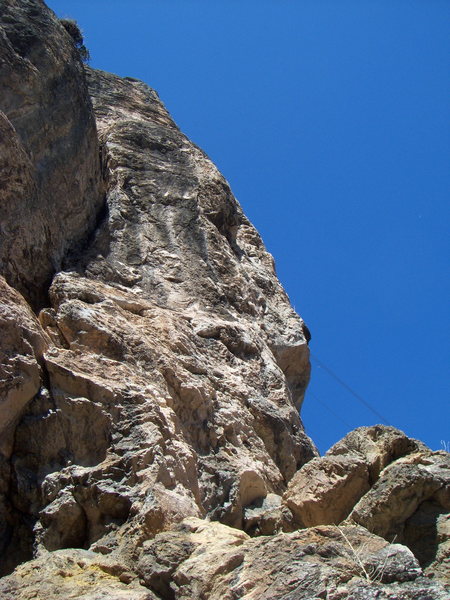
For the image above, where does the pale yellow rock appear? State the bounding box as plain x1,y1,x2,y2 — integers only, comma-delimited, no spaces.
0,549,158,600
283,454,370,527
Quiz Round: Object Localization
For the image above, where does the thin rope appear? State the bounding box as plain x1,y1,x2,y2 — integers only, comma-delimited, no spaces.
310,352,391,426
307,390,354,430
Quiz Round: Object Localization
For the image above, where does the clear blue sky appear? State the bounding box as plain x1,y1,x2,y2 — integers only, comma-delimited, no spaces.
48,1,449,454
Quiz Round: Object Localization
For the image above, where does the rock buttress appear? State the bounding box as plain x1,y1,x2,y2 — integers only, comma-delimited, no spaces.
0,0,316,575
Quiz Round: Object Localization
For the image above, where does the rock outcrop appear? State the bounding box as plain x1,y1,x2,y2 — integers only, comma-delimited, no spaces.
0,1,448,598
283,426,450,582
2,519,448,600
0,0,315,580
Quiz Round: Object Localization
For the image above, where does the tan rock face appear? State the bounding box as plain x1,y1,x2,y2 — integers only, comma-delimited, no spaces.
1,1,449,597
2,519,449,599
282,426,434,529
327,425,427,482
0,0,316,576
349,450,450,578
134,519,445,599
84,67,311,411
0,549,158,600
281,426,450,583
17,63,316,552
283,454,370,527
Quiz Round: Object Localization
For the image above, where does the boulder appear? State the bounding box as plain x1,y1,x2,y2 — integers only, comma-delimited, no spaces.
349,450,450,576
283,455,370,527
327,425,427,482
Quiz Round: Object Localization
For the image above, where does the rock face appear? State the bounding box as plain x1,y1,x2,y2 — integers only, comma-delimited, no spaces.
0,0,315,580
0,1,449,598
0,276,50,573
283,426,426,528
283,426,450,583
284,454,371,528
0,0,103,309
349,448,450,581
2,519,448,600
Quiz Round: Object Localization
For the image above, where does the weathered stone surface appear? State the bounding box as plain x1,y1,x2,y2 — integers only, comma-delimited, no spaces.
0,277,48,454
3,517,449,599
37,270,310,538
281,427,449,582
349,450,450,578
0,0,316,577
83,65,312,405
134,518,447,599
0,0,103,309
327,425,427,482
350,451,449,538
1,1,448,598
283,454,370,527
0,549,158,600
0,276,50,574
243,492,295,535
7,60,316,556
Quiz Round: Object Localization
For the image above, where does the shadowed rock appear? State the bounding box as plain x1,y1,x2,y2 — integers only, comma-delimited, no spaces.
0,0,103,309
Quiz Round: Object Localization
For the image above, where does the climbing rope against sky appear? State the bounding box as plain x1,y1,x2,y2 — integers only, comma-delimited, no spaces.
310,352,391,426
307,390,354,430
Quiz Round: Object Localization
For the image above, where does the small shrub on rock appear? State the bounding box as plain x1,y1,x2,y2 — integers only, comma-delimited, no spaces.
60,18,90,63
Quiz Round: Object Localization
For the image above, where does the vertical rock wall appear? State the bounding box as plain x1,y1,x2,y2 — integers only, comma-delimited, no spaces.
0,0,103,309
1,2,448,597
0,0,316,575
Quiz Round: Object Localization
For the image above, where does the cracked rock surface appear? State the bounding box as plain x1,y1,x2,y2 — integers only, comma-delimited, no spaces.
0,0,315,581
0,1,448,598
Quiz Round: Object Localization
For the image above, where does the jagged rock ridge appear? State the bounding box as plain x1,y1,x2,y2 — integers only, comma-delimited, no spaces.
0,1,448,598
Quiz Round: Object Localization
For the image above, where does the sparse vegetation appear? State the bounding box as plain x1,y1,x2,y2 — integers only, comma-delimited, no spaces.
336,525,396,584
60,18,90,63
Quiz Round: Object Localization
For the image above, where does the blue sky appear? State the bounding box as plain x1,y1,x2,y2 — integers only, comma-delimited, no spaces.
48,1,449,454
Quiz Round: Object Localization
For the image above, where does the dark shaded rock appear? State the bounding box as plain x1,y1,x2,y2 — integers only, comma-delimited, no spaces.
243,493,295,535
0,0,103,309
0,277,50,574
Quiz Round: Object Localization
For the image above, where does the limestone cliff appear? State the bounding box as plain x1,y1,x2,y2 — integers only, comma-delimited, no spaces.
0,1,448,598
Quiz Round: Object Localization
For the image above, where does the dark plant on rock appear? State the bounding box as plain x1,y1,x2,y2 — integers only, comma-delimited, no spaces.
59,18,90,63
